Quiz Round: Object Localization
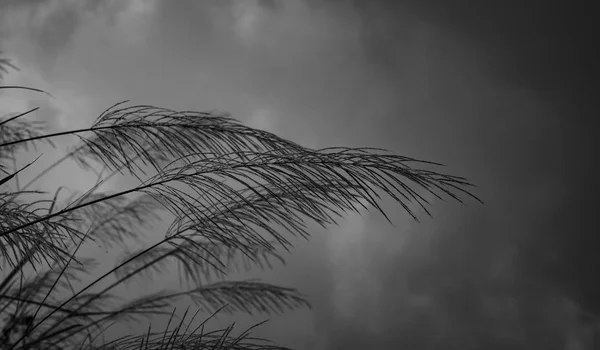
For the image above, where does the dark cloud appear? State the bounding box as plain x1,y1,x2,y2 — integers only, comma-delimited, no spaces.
281,1,600,349
392,0,600,322
257,0,282,12
406,1,596,98
2,1,599,349
342,1,598,108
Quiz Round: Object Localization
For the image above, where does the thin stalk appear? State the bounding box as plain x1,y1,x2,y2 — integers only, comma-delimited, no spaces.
0,127,101,150
0,108,39,128
0,86,52,96
9,223,91,350
22,236,170,345
0,176,170,239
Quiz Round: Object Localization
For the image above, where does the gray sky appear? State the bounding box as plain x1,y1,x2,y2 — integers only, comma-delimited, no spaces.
1,1,598,349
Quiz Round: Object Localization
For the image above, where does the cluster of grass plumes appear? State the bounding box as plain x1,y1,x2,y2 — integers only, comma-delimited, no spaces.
0,52,481,349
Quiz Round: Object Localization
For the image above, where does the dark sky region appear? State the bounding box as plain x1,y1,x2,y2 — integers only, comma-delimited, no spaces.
0,0,598,349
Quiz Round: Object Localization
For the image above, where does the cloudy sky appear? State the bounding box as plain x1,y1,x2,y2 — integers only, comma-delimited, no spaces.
1,0,598,349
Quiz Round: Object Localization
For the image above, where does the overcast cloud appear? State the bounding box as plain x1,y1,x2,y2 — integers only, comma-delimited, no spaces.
1,1,598,349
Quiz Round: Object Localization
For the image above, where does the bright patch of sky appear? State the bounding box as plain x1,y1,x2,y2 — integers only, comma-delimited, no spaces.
110,0,157,44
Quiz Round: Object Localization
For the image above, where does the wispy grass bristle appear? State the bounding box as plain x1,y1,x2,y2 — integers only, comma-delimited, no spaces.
0,51,481,349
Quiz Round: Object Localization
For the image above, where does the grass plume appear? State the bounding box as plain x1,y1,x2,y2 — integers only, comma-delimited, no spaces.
0,51,481,349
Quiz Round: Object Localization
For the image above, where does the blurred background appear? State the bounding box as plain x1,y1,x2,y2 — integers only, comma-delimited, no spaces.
0,1,598,349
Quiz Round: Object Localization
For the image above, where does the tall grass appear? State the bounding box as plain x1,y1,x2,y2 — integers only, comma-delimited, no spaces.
0,52,481,349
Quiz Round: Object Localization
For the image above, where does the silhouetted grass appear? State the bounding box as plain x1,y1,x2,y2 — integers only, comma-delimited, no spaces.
0,52,481,349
